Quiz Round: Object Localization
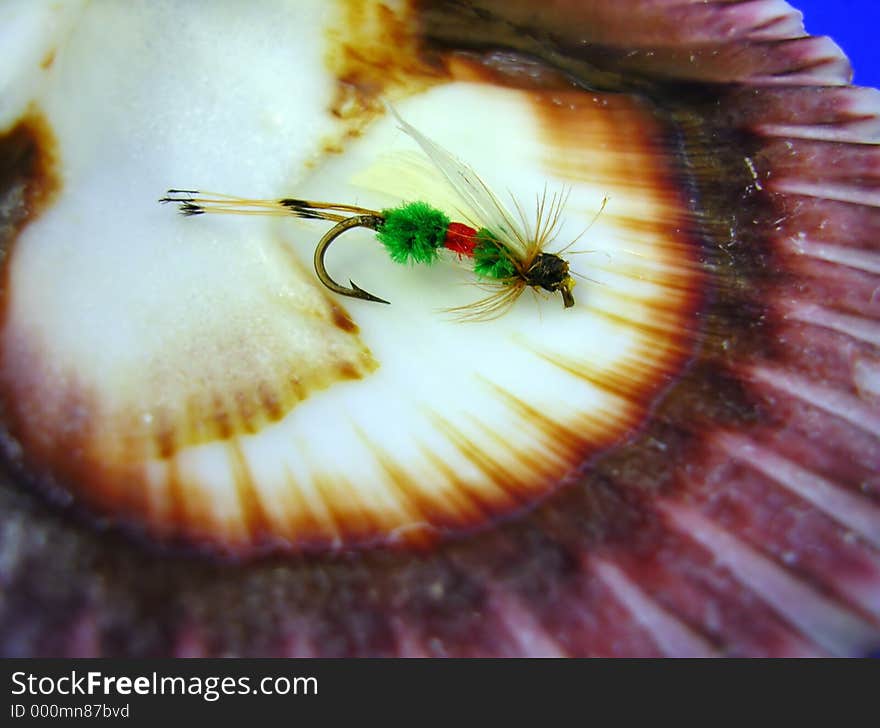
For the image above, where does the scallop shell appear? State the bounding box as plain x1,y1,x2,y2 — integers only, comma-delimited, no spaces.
0,0,878,656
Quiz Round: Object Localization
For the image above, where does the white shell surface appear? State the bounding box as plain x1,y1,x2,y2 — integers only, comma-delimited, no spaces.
0,1,702,552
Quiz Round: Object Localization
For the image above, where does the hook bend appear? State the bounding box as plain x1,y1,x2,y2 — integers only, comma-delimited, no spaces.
313,214,389,305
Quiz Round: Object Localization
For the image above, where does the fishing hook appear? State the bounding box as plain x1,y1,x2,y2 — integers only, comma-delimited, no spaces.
313,214,390,305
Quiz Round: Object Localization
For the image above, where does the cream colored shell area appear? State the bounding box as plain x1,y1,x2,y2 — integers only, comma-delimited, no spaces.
0,1,701,552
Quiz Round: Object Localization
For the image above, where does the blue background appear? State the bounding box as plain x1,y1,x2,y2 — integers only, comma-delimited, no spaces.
796,0,878,88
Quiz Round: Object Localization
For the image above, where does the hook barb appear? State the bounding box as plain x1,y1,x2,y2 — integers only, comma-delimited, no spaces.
314,214,390,305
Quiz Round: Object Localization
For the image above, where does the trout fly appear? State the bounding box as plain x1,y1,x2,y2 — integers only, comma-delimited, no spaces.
161,110,600,319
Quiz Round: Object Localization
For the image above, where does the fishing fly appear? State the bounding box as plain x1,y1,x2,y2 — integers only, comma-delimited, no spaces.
161,110,601,319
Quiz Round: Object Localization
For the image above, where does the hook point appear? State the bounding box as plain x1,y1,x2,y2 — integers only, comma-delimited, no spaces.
350,280,390,305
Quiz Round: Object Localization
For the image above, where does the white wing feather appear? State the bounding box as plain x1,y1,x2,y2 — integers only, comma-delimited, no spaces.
389,107,533,262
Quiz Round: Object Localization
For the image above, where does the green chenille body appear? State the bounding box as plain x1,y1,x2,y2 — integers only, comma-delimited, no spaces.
472,228,517,280
376,202,517,281
376,202,449,265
